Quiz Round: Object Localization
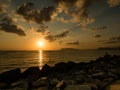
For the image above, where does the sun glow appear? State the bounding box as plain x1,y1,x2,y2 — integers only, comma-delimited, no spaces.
37,40,44,47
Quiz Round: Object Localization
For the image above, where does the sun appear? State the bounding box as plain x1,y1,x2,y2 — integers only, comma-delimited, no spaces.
37,40,44,47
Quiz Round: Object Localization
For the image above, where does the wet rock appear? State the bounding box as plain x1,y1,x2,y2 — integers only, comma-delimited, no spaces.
0,68,21,84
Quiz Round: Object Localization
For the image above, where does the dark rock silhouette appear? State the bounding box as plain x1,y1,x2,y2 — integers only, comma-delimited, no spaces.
0,68,21,84
0,54,120,89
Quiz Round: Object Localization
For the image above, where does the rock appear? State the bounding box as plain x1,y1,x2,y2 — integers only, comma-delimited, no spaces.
56,80,66,90
41,64,52,76
73,71,87,84
10,79,28,89
107,71,118,79
48,78,59,88
21,67,40,78
32,77,48,88
0,82,8,89
107,80,120,90
92,79,101,87
0,68,21,84
21,67,41,89
55,62,68,73
34,87,48,90
66,79,76,85
67,61,76,70
100,78,114,89
65,84,91,90
91,72,106,80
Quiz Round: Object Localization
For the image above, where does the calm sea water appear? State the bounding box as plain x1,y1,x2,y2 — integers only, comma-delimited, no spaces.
0,50,120,73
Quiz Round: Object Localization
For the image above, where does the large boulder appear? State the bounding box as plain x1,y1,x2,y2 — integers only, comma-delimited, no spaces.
21,67,41,87
0,68,21,84
55,62,68,73
41,64,52,76
21,67,40,79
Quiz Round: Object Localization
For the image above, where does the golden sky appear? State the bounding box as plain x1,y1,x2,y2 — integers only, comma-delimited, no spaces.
0,0,120,50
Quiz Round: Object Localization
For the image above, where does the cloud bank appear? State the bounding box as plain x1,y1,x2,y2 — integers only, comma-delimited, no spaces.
90,26,107,31
0,15,26,36
44,30,70,42
99,35,120,44
16,2,57,24
66,41,80,45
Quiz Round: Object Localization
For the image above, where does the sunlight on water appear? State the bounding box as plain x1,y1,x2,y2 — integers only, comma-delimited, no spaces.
39,50,43,70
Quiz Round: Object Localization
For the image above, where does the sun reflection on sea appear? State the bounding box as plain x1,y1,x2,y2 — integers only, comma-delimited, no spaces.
39,50,43,70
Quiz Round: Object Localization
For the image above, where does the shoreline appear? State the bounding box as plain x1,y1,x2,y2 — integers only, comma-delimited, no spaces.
0,53,120,90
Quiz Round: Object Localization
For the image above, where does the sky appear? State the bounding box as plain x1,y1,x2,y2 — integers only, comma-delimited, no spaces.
0,0,120,50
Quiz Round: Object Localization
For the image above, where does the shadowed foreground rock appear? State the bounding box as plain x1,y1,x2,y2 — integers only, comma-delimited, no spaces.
0,68,21,84
0,54,120,90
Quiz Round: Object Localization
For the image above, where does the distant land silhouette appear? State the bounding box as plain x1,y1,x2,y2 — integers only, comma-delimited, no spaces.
60,47,120,51
60,48,80,51
98,46,120,50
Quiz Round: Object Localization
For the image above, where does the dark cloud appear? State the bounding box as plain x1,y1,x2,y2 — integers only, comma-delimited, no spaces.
99,35,120,44
16,0,96,27
16,2,57,24
0,16,26,36
44,30,70,42
107,0,120,7
66,41,80,45
90,26,107,31
94,34,102,38
36,25,48,35
54,0,96,27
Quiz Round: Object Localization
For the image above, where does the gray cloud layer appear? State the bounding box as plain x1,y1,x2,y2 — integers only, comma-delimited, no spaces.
90,26,107,31
16,2,57,24
0,2,26,36
54,0,96,27
0,15,26,36
44,30,70,42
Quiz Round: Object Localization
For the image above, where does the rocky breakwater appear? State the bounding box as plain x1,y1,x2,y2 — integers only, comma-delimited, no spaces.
0,53,120,90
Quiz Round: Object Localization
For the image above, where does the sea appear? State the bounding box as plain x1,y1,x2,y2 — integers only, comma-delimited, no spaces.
0,49,120,73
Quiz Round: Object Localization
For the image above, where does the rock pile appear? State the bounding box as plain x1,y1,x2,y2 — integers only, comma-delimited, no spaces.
0,54,120,90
